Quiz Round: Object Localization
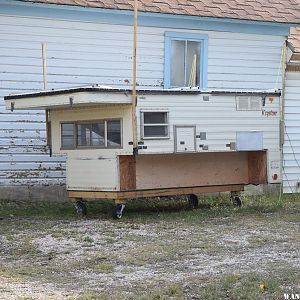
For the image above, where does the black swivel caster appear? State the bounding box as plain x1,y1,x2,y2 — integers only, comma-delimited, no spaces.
74,200,87,216
113,204,125,219
231,195,242,207
188,194,199,209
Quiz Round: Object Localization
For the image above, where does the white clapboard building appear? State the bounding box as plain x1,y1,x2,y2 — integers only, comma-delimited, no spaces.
284,28,300,193
0,0,299,200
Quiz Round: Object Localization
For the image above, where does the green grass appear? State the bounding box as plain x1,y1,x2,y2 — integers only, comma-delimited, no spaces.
0,194,299,299
0,193,299,221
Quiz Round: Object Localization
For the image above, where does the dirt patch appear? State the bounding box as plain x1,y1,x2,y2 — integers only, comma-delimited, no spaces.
0,198,299,299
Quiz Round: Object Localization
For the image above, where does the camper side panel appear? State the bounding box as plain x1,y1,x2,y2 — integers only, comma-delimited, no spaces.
136,93,281,184
50,105,132,191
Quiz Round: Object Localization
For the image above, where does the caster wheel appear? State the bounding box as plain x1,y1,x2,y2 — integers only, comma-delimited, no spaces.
74,200,87,216
232,196,242,207
188,194,199,209
113,204,125,219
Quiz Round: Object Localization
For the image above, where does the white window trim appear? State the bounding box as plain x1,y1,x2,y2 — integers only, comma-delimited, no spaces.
164,32,208,89
140,110,170,140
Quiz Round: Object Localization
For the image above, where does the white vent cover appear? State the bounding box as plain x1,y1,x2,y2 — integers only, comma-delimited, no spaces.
236,96,262,111
236,131,263,151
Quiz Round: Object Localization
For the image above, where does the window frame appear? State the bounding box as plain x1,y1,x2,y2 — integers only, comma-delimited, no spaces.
60,118,123,150
60,122,76,150
164,32,208,89
140,110,170,140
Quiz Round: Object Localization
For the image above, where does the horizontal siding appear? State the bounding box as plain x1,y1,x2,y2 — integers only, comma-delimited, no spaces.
137,94,281,183
0,12,285,186
283,71,300,194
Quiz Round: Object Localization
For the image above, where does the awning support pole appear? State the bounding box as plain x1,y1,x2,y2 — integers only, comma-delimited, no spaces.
131,0,138,155
42,43,51,151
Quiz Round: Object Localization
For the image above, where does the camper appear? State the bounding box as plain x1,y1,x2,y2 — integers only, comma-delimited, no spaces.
5,86,281,217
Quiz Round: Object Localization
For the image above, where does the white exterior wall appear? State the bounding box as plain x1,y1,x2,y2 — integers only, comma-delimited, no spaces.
0,12,286,186
49,105,132,191
137,93,281,184
283,71,300,193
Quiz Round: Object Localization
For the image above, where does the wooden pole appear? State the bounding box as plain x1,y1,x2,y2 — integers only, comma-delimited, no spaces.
131,0,138,154
42,43,47,90
279,42,287,200
42,43,51,148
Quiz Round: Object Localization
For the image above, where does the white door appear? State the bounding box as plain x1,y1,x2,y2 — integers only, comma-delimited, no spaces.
175,126,196,152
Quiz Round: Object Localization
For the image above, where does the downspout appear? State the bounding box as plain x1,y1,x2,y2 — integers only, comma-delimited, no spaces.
279,41,287,199
131,0,138,155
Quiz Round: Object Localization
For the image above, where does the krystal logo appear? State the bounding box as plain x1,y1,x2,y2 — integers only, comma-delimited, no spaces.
284,294,300,299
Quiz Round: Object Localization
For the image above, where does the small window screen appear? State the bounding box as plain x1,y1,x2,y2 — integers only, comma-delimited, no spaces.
77,122,105,147
77,124,91,146
61,123,74,148
107,120,121,147
142,112,168,139
91,123,105,146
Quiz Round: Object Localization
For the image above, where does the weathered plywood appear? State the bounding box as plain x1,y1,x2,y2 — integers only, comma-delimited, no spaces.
135,152,250,189
119,155,136,191
248,151,267,184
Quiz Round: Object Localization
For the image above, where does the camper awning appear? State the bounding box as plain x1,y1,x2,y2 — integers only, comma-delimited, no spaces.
4,85,281,111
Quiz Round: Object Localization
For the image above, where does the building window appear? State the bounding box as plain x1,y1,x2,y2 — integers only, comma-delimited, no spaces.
164,32,208,89
141,111,169,139
60,119,121,149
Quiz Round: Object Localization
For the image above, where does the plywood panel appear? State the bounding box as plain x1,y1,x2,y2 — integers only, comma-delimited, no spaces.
119,155,136,190
248,151,267,184
135,152,250,189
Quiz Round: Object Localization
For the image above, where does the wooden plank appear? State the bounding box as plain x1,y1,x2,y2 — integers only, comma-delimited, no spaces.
119,155,136,190
286,64,300,72
68,190,119,199
248,151,267,184
67,184,244,201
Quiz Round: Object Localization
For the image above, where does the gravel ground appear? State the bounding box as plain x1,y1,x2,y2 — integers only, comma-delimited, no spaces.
0,197,299,299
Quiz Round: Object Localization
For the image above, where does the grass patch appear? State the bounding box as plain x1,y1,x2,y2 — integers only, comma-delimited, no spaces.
0,194,299,299
192,269,300,300
86,256,114,273
0,194,299,223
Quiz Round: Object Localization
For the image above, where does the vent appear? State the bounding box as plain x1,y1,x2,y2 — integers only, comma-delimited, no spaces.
236,96,262,111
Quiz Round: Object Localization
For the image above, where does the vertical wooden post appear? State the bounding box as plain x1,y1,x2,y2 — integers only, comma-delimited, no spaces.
42,43,51,149
131,0,138,154
279,41,287,199
42,43,47,90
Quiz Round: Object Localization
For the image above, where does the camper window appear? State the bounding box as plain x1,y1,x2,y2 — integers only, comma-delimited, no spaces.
107,120,122,147
60,119,121,149
77,122,105,147
61,123,75,149
142,111,169,139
